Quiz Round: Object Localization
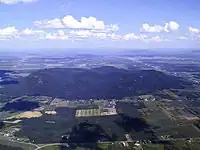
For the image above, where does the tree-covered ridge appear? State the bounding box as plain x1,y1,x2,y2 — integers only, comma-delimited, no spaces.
1,67,190,100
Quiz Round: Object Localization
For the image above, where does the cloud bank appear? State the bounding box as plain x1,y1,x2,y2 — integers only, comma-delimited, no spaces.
141,21,179,33
34,15,119,32
0,0,36,4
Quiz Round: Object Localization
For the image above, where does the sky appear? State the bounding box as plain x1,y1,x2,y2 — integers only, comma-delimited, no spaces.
0,0,200,50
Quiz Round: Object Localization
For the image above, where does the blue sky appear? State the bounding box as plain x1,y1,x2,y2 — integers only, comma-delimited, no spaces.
0,0,200,49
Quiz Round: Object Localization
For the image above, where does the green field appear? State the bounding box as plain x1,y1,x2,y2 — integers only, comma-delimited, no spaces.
76,109,101,117
162,125,200,138
40,144,109,150
0,137,37,150
143,144,164,150
142,102,176,130
40,145,70,150
141,100,200,139
143,141,200,150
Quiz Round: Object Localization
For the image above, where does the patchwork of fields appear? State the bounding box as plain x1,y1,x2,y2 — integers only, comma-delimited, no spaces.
75,108,117,117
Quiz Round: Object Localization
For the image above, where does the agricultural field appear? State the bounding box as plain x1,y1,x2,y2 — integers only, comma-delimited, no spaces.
0,144,24,150
191,107,200,115
39,145,69,150
0,136,37,150
116,102,140,118
14,101,157,144
15,107,77,144
76,109,101,117
143,140,200,150
143,144,164,150
155,124,200,139
2,98,200,146
76,108,117,117
143,109,175,129
141,101,175,129
141,100,200,139
9,111,42,119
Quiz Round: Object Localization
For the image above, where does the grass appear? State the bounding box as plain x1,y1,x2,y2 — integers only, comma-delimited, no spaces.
141,101,200,139
40,145,94,150
143,107,175,130
143,144,164,150
40,145,60,150
97,143,110,150
164,141,200,150
0,137,37,150
143,141,200,150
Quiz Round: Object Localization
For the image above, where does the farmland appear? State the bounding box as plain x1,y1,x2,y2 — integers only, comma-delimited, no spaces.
76,109,101,117
143,140,200,150
75,108,117,117
2,94,200,148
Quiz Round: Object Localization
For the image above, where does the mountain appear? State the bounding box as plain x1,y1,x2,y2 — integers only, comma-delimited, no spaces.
1,67,190,100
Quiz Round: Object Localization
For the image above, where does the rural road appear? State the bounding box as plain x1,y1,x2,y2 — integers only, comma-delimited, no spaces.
35,143,69,150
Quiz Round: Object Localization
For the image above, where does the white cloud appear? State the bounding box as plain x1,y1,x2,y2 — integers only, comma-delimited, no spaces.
0,0,36,4
123,33,169,43
122,33,170,43
70,30,153,41
70,30,123,40
70,30,92,38
189,26,200,33
18,28,47,40
106,24,119,32
70,30,173,43
0,24,184,43
187,26,200,41
57,30,65,36
0,26,68,41
0,27,46,40
21,28,45,35
19,29,68,40
141,21,179,33
1,26,119,41
93,33,109,39
141,24,164,33
107,33,122,40
149,36,171,42
179,36,188,40
42,30,68,40
0,26,18,40
34,19,65,29
0,26,18,36
123,33,147,40
166,21,179,30
151,36,163,42
34,15,119,31
62,16,105,30
124,33,138,40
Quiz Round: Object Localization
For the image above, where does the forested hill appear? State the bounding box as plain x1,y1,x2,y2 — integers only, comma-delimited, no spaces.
1,67,190,100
